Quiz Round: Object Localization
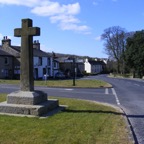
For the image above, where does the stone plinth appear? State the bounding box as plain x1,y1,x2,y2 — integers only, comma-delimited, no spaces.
0,91,59,117
7,91,47,105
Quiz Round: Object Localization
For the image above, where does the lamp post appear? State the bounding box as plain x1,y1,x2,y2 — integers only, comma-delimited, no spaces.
45,65,48,84
52,52,56,79
73,57,76,86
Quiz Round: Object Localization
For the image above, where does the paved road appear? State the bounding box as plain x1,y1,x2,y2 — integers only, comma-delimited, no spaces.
86,75,144,144
0,83,117,105
0,75,144,143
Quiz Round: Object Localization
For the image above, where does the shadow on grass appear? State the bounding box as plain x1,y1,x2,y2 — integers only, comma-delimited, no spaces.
64,109,144,119
63,109,125,116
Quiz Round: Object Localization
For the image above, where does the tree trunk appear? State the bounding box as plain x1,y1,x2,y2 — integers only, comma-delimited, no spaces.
117,60,120,74
133,70,135,78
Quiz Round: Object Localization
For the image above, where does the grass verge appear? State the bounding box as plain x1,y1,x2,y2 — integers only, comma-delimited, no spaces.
0,95,132,144
0,79,112,88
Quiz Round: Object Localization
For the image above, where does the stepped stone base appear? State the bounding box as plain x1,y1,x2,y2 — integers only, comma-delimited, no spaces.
0,91,59,116
7,91,47,105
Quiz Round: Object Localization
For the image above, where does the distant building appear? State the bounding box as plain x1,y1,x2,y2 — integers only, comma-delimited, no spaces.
0,36,108,79
57,57,84,77
84,58,106,74
56,56,107,76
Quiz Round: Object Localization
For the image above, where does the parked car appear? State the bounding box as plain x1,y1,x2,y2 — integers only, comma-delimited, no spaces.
55,72,65,79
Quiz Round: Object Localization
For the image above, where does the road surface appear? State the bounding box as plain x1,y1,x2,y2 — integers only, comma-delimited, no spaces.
87,75,144,144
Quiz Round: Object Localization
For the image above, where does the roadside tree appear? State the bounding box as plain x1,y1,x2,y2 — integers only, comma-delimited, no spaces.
101,26,126,73
125,30,144,78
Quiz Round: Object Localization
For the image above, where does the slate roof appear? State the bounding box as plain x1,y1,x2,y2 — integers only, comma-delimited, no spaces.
88,60,105,65
11,46,20,52
11,45,49,57
33,49,49,57
56,57,70,63
0,47,13,56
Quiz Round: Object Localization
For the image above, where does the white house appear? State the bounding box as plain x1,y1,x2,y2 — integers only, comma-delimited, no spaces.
32,40,59,79
84,58,91,73
0,37,59,79
84,58,106,74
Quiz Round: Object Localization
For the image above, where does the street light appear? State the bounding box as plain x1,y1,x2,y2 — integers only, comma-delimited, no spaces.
73,57,76,86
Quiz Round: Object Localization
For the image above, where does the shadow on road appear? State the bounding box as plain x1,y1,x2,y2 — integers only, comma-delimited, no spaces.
127,115,144,118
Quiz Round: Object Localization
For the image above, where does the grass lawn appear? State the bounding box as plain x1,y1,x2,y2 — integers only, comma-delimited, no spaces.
0,95,132,144
0,79,112,88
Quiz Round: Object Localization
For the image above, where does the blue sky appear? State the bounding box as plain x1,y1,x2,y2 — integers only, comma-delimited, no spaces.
0,0,144,58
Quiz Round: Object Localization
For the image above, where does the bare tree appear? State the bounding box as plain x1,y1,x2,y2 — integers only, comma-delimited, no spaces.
101,26,126,73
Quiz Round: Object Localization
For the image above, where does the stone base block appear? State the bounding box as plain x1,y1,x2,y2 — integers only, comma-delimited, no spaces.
7,91,47,105
0,99,59,116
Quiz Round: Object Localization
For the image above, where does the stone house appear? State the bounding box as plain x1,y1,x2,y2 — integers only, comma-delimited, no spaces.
1,37,20,79
57,56,106,76
0,37,59,79
57,57,84,77
0,47,14,79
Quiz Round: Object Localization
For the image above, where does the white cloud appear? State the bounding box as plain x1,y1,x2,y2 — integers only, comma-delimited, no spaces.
59,23,89,32
0,0,48,7
50,15,80,24
31,2,80,16
95,36,102,41
31,2,90,33
0,0,78,9
0,0,90,34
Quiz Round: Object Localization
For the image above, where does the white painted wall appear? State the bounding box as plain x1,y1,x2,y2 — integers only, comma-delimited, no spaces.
34,56,59,79
34,57,48,79
84,59,91,73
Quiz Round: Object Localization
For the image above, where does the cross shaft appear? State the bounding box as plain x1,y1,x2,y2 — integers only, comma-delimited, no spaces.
14,18,40,91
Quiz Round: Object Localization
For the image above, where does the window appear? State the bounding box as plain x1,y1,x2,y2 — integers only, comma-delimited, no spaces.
38,57,42,66
54,61,57,68
4,57,9,65
43,68,46,75
4,69,9,77
48,58,51,66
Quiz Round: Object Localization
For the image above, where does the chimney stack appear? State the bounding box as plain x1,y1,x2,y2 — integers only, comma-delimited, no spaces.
2,36,11,48
33,40,40,50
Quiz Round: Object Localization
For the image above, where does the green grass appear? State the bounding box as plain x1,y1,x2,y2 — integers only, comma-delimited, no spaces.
0,95,132,144
0,79,20,85
0,79,112,88
109,73,133,78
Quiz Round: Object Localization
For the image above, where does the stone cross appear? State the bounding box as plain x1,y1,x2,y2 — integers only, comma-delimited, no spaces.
14,18,40,91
